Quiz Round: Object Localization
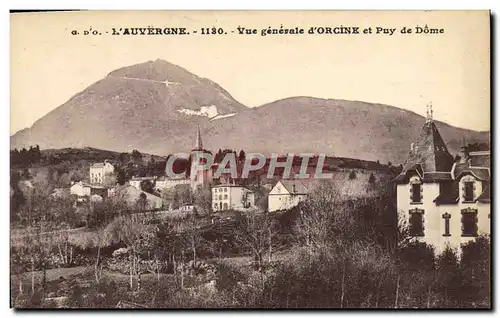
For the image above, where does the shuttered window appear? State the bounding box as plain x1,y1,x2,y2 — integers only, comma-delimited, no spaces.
409,208,425,237
461,208,478,237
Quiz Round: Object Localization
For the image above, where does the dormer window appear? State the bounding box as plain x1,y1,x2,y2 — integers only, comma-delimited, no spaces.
410,178,423,204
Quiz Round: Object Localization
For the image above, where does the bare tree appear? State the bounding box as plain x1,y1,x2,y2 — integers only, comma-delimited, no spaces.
294,181,347,252
193,184,212,216
234,212,276,271
106,212,156,291
181,212,204,264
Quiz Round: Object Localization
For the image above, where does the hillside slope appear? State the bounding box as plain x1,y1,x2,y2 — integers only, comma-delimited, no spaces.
11,60,489,164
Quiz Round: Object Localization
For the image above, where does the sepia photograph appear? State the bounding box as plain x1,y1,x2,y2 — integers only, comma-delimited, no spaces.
9,10,491,309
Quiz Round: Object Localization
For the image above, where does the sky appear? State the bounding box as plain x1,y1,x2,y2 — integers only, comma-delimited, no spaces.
10,10,490,135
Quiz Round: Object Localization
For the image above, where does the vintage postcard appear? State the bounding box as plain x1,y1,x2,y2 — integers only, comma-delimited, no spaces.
9,10,490,309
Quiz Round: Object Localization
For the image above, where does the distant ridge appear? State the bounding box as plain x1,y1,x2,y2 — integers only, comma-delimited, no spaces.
11,59,490,164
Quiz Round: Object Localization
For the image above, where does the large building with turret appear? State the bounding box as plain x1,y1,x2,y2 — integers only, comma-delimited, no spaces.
394,105,490,254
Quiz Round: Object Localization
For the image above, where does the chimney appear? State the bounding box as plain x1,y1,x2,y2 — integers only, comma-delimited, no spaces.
410,143,414,152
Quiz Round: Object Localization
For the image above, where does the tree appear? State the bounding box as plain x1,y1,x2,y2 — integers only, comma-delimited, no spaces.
140,180,154,194
10,171,26,223
131,149,143,164
295,181,349,252
181,212,204,265
106,213,157,291
435,246,461,307
349,170,357,180
14,222,54,294
238,150,246,162
193,184,212,216
116,168,127,185
136,192,149,213
102,172,117,188
459,235,490,307
234,212,277,271
368,173,376,184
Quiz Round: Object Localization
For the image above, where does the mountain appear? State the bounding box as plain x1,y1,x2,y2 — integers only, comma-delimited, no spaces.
11,59,246,154
204,97,489,163
11,60,489,164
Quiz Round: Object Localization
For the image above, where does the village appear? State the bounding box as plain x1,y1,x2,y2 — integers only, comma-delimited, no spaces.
60,107,491,257
11,104,491,308
9,105,491,309
61,124,389,220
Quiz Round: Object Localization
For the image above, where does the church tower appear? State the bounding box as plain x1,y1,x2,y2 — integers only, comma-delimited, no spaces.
190,125,212,191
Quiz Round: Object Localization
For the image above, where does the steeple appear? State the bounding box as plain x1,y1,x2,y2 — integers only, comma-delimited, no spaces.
401,103,454,174
426,102,433,123
193,124,203,151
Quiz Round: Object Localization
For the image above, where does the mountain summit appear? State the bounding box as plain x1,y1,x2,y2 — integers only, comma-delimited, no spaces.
11,60,489,163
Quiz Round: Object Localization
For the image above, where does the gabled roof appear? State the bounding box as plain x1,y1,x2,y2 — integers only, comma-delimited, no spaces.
279,180,311,195
71,181,92,188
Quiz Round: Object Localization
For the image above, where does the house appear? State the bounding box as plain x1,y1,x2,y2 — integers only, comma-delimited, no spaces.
179,203,195,212
114,185,164,210
268,180,310,212
394,106,490,254
155,175,191,192
129,176,156,190
70,181,91,197
90,160,115,185
212,183,255,212
90,194,103,203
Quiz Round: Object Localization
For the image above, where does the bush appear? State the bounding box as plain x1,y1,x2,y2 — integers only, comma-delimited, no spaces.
349,170,357,180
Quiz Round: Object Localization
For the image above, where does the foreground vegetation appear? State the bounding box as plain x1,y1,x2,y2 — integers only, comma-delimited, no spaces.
10,178,490,309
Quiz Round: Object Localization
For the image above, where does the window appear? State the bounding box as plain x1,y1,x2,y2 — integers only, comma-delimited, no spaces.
224,188,228,192
442,213,451,236
224,195,228,199
223,203,228,210
409,208,424,237
219,195,222,200
214,189,217,193
410,183,422,203
213,203,218,209
463,182,474,202
461,208,478,237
